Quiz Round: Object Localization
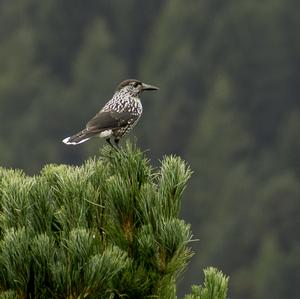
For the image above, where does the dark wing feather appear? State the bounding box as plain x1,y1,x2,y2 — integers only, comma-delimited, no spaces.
86,111,138,132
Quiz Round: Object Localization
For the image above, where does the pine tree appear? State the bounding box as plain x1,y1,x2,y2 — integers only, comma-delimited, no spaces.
0,142,228,298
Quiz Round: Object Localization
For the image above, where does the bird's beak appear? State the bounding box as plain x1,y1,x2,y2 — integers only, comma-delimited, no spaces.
142,83,159,91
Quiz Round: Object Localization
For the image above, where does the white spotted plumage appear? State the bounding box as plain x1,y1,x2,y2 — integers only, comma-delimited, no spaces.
101,88,143,116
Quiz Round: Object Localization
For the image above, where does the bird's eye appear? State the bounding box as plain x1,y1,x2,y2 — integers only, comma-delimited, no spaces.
133,82,139,88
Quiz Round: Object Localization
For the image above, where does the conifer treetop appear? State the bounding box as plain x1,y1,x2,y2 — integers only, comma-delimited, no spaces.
0,142,228,298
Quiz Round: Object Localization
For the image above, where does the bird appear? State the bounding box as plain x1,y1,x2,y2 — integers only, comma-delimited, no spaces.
62,79,159,148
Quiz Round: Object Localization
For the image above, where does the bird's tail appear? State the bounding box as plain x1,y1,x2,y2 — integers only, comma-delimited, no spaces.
62,129,95,145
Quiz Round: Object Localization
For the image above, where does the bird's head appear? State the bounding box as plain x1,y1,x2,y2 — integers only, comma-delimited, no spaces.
116,79,159,97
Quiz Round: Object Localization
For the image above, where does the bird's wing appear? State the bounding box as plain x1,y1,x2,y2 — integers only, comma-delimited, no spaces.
86,111,138,132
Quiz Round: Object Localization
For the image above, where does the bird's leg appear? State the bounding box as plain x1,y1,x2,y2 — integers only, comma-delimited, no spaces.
114,138,120,147
106,138,118,151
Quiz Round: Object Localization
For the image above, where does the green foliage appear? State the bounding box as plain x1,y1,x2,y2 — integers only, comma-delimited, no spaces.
184,268,228,299
0,143,228,298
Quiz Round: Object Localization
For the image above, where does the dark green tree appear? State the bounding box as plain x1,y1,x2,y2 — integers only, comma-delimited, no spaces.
140,1,300,298
0,143,229,298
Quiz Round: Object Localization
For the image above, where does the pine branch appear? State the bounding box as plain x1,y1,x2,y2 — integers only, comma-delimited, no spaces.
0,141,229,298
184,267,229,299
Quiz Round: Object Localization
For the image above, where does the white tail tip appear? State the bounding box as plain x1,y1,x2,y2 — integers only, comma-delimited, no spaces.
62,136,90,145
62,137,71,144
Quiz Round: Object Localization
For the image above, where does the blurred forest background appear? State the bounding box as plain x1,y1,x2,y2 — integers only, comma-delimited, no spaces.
0,0,299,298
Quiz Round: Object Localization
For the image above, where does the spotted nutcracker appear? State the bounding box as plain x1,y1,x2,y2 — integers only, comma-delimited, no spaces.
62,79,159,147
